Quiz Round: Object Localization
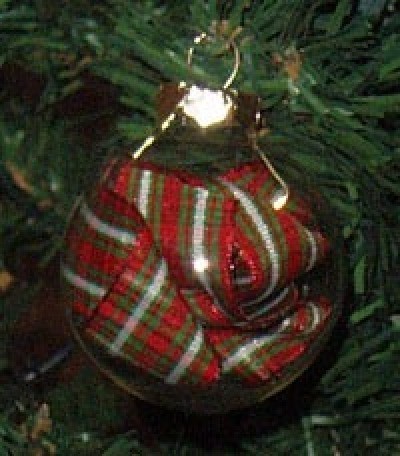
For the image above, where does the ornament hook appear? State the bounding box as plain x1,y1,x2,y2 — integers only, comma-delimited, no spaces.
132,32,240,160
187,32,240,90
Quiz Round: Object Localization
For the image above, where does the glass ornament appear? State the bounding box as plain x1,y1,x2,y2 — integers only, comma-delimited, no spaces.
61,35,345,413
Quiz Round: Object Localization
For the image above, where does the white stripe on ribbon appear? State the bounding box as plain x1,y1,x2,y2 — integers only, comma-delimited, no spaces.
305,228,317,272
220,180,280,300
192,188,211,289
165,327,204,384
307,301,321,331
234,275,254,286
244,285,291,319
61,265,106,298
222,328,283,373
137,169,152,219
191,188,233,321
110,260,167,353
80,201,135,245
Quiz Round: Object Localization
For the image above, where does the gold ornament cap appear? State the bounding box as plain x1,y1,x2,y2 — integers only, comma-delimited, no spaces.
156,82,261,131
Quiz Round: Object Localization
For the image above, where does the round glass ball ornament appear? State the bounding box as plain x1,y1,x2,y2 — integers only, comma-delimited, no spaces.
61,84,345,413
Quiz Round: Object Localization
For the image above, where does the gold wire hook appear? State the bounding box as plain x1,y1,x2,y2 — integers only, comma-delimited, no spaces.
132,32,240,160
187,32,240,90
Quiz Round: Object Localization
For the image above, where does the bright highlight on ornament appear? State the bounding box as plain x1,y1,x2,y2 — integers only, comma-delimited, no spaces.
180,86,233,128
193,256,209,273
271,189,289,210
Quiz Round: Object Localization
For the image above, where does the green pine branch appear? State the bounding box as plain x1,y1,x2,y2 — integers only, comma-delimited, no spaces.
0,1,399,454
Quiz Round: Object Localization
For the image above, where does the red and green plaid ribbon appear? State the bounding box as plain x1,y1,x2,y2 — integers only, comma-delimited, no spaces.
206,295,332,385
63,177,219,386
62,157,333,387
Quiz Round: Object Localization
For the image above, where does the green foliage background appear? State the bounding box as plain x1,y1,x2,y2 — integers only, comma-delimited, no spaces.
0,1,399,454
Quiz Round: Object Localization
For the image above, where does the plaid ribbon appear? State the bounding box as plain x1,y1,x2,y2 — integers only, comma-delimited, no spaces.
62,157,333,387
206,296,332,385
62,179,219,386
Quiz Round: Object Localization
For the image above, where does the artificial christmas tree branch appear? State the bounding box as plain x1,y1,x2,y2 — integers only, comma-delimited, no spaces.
0,1,399,454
